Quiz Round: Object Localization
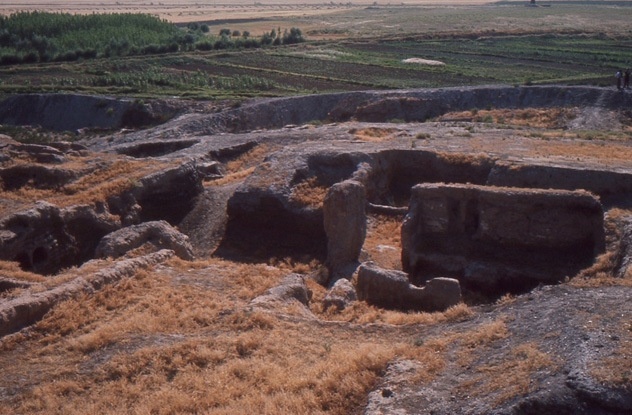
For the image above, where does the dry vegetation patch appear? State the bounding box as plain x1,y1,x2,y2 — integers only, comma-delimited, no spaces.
223,144,274,174
310,285,474,325
0,232,487,415
572,208,632,288
438,108,632,163
0,260,46,283
207,144,276,187
0,156,175,214
458,342,556,407
0,254,479,415
362,214,403,270
289,176,329,208
531,139,632,164
350,127,401,142
489,108,577,129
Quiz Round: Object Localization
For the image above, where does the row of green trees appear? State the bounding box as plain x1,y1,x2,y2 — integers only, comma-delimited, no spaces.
0,12,305,65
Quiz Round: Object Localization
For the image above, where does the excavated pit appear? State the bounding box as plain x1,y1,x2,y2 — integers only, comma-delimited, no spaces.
367,150,495,206
3,87,632,414
218,196,328,261
0,161,203,275
402,183,606,298
117,139,200,158
0,203,106,275
4,86,632,295
220,144,625,300
133,162,203,225
0,165,77,191
2,199,197,276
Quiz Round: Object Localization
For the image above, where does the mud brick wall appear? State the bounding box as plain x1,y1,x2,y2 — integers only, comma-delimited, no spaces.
488,161,632,207
401,183,605,295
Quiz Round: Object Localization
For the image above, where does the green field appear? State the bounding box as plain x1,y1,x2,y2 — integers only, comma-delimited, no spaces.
0,4,631,99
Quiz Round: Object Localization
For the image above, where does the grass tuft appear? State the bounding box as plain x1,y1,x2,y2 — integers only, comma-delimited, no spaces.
289,176,329,209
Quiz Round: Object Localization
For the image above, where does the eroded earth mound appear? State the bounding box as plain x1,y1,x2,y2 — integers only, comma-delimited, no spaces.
1,86,631,414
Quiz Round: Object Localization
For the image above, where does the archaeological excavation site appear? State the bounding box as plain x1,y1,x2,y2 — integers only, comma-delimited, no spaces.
1,86,631,414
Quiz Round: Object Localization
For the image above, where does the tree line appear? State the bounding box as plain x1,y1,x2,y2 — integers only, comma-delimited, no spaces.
0,12,305,65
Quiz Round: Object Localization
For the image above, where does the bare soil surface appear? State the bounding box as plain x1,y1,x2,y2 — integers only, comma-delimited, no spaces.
0,86,631,414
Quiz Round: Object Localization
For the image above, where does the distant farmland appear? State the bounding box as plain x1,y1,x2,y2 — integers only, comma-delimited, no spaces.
0,2,630,99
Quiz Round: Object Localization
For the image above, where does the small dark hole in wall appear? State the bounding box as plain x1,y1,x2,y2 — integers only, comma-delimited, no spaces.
32,246,48,265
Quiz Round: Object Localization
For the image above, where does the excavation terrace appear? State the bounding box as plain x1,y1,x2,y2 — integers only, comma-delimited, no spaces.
1,85,632,414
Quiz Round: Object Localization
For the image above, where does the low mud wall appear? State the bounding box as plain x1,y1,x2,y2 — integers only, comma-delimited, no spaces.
488,161,632,207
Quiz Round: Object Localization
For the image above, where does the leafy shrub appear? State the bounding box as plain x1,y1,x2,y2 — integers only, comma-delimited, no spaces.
282,28,305,45
195,40,214,51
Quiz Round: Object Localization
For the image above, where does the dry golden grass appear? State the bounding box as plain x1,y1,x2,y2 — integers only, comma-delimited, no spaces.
0,257,437,415
310,276,475,324
495,293,516,306
572,208,632,288
363,214,403,270
207,144,278,187
225,144,275,174
0,260,46,283
570,251,629,288
460,319,510,350
529,139,632,163
0,156,174,214
438,150,492,167
437,108,632,164
1,230,553,415
205,166,255,186
0,230,486,415
2,256,122,299
350,127,401,142
61,158,179,206
167,256,289,300
442,107,585,130
289,176,329,208
458,342,555,407
385,318,511,386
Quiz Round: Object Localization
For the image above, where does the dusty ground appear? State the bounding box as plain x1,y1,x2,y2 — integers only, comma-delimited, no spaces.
0,88,631,414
